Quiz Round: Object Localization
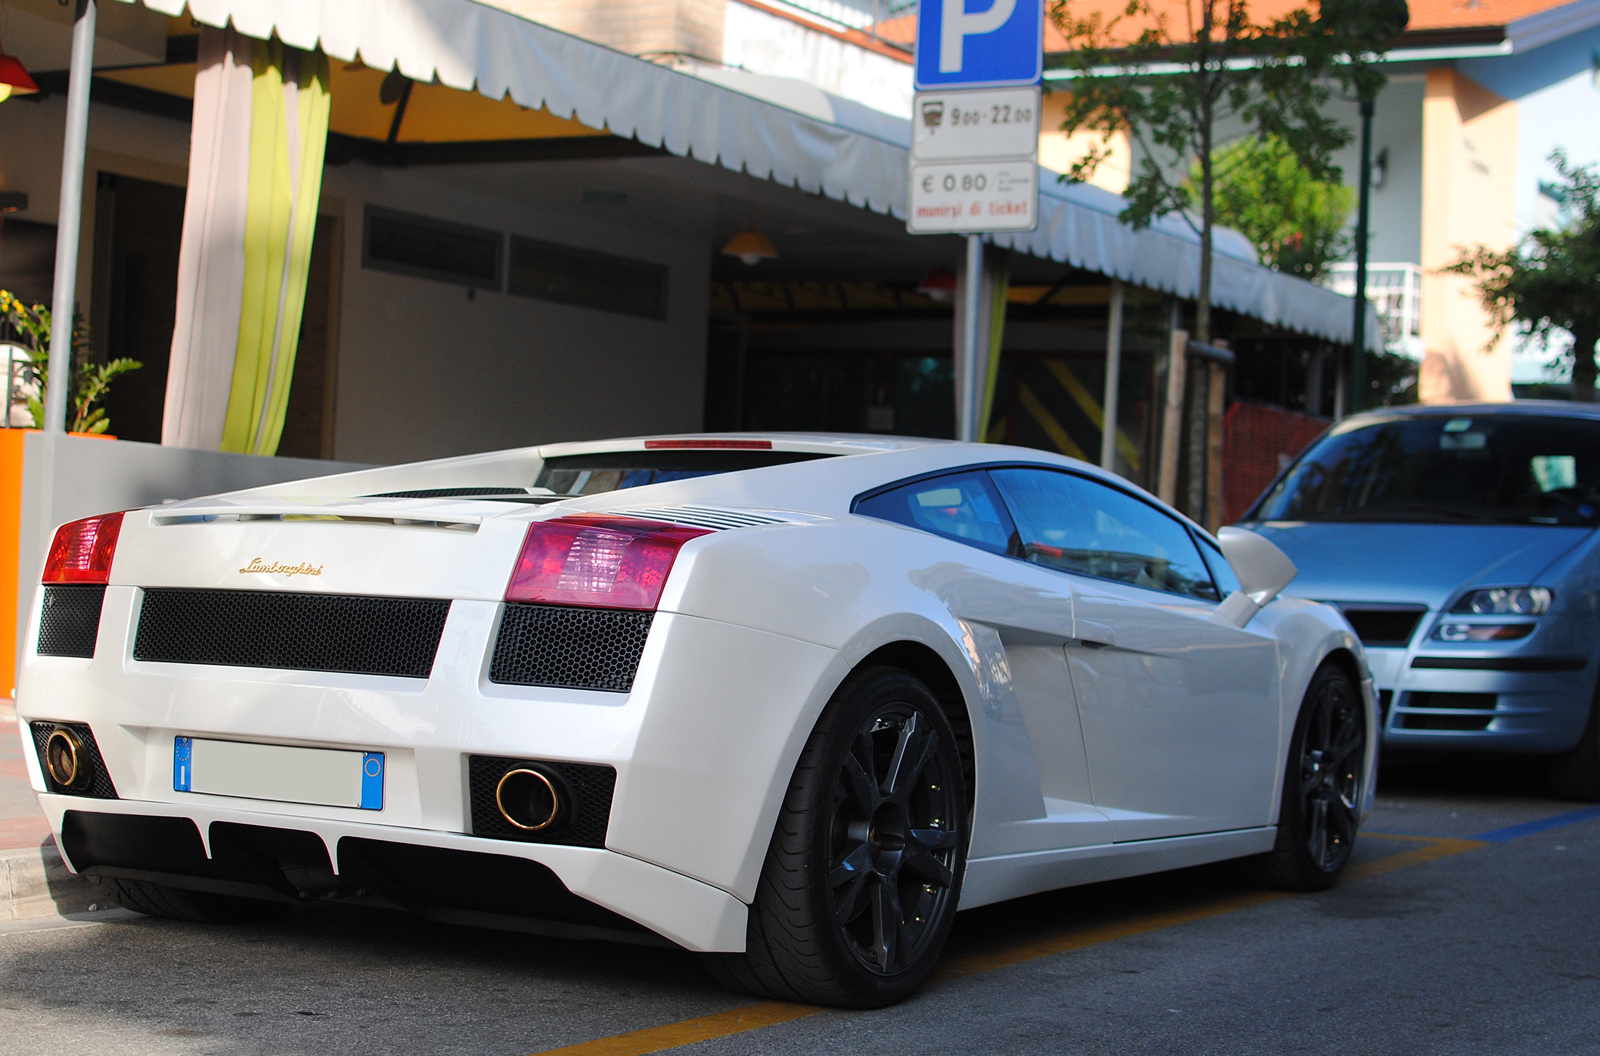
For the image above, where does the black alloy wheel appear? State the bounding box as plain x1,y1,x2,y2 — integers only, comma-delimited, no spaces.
827,705,963,977
1254,662,1366,891
703,666,969,1008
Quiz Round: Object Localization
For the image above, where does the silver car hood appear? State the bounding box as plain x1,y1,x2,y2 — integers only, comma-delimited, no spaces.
1248,521,1594,607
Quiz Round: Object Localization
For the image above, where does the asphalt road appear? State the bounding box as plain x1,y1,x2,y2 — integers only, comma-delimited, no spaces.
0,756,1596,1056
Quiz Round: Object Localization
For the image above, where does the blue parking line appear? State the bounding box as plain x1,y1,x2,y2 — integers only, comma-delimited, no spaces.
1472,805,1600,843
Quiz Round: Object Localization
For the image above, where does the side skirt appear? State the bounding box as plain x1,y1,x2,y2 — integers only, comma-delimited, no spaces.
958,827,1279,910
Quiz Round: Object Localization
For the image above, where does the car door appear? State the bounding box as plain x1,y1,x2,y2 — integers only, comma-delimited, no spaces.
988,468,1282,842
854,471,1110,853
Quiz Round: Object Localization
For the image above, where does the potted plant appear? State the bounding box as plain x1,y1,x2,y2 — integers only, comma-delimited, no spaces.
2,289,141,435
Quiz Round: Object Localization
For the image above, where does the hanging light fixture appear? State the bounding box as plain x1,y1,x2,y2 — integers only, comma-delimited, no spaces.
916,267,957,303
0,54,38,104
721,228,778,266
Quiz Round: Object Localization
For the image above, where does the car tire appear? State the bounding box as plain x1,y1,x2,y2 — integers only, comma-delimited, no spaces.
702,665,969,1008
90,876,290,924
1250,661,1366,892
1546,680,1600,802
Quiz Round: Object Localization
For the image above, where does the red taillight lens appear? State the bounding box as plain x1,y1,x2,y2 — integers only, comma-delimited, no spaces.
42,512,124,584
506,516,711,610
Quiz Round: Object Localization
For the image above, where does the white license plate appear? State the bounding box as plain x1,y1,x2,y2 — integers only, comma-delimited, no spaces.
173,737,383,811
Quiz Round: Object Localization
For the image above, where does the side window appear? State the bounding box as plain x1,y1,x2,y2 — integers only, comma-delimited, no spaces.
854,472,1015,555
989,468,1220,601
1198,535,1242,597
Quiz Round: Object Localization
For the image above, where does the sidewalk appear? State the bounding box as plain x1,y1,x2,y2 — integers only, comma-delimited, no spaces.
0,698,97,920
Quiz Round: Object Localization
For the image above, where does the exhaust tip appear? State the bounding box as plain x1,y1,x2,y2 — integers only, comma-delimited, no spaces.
44,727,90,791
495,767,562,831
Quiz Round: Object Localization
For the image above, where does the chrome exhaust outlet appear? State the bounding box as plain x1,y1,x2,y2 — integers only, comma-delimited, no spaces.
44,727,90,791
494,767,561,831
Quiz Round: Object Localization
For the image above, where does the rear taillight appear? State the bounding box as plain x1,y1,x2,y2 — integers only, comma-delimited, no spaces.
42,512,124,584
506,516,710,610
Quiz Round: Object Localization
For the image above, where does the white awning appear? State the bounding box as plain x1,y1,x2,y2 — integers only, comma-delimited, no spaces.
118,0,1377,346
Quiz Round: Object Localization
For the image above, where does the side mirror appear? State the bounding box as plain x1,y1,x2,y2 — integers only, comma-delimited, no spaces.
1211,526,1298,628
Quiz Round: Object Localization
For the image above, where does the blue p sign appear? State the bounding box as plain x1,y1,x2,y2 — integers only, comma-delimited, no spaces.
914,0,1044,89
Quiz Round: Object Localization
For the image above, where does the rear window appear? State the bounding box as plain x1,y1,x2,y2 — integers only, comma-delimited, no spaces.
535,449,832,496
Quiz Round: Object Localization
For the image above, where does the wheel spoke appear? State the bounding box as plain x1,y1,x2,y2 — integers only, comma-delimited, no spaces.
831,844,873,922
883,716,938,804
869,877,903,971
1324,718,1364,772
902,847,954,888
840,749,880,816
1327,796,1358,845
1307,795,1330,868
908,827,959,852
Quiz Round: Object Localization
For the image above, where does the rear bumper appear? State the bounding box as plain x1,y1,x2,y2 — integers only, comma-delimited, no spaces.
1366,646,1597,754
39,795,748,951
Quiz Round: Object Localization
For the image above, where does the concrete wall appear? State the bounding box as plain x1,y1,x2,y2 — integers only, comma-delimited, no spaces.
320,162,711,465
721,0,914,117
10,433,368,694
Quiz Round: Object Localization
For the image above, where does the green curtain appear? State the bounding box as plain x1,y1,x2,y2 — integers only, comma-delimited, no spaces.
220,39,331,456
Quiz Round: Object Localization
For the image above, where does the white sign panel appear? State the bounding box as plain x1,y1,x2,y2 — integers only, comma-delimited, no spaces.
912,87,1041,162
908,160,1039,233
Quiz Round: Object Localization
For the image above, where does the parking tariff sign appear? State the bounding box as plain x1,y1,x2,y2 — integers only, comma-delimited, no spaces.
914,0,1045,90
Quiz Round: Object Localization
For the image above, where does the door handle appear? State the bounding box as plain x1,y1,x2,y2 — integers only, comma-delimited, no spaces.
1074,619,1115,648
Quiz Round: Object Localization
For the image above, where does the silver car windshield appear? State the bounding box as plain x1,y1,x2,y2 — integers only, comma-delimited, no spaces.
1253,415,1600,527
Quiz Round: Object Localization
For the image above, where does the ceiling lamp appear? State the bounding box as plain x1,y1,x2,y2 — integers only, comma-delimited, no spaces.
916,267,957,302
0,54,39,104
721,228,778,266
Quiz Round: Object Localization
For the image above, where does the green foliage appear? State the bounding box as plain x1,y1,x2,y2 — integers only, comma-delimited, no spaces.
1,289,142,434
1189,133,1354,279
1445,151,1600,401
1364,347,1417,406
1050,0,1408,340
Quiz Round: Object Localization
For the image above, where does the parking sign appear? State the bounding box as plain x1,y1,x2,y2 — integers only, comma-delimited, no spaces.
914,0,1045,90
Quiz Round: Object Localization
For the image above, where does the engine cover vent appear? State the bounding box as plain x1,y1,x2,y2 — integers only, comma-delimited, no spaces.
134,589,450,678
606,505,808,530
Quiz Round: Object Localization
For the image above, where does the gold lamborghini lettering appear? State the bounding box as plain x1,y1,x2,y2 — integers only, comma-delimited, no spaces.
238,558,325,577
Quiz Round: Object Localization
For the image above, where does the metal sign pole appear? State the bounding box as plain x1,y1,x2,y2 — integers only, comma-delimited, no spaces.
959,233,984,442
43,0,97,435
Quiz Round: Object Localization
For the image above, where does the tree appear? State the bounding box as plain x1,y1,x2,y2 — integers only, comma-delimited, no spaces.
1,289,142,434
1191,133,1353,280
1051,0,1408,348
1445,151,1600,402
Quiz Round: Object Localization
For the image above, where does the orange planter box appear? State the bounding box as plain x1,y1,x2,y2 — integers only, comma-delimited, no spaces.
2,429,114,696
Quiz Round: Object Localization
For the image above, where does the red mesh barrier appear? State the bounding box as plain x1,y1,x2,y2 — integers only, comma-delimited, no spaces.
1223,402,1330,524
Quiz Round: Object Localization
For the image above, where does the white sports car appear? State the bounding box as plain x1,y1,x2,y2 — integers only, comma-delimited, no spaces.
18,434,1373,1007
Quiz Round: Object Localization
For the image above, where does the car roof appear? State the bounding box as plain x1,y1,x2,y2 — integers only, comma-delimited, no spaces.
1338,400,1600,427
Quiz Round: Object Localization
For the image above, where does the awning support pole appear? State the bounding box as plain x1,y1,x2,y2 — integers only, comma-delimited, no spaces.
1157,328,1187,505
43,0,97,435
1100,279,1124,472
958,233,983,443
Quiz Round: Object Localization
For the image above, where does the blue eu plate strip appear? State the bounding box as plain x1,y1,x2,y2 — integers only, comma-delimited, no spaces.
359,752,384,810
173,736,192,792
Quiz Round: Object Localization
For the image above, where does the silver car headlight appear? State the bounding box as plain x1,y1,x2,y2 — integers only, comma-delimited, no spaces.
1451,587,1553,616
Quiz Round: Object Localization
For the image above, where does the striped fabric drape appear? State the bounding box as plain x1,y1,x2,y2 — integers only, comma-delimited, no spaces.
163,27,329,455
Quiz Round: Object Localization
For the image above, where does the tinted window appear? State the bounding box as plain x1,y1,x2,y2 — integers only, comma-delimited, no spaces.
1253,414,1600,526
855,472,1015,554
989,468,1219,600
1198,536,1242,596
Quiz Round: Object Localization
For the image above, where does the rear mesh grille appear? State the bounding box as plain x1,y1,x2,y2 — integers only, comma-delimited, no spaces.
1341,606,1426,647
134,588,450,678
37,585,107,658
490,604,652,692
468,755,615,848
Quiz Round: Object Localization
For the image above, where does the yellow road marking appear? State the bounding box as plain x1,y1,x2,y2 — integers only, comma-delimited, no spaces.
532,1002,819,1056
528,834,1486,1056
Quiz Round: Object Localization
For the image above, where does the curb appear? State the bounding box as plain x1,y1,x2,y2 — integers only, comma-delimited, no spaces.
0,842,98,921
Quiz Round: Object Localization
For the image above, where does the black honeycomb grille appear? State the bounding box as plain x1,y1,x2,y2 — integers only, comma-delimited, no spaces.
134,588,450,678
37,585,106,658
489,604,653,692
468,755,615,848
29,722,118,799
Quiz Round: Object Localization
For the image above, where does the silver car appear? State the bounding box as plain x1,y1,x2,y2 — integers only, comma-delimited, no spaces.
1240,402,1600,798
